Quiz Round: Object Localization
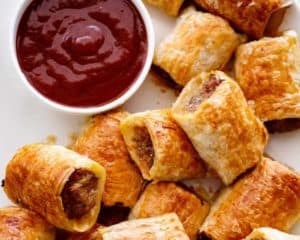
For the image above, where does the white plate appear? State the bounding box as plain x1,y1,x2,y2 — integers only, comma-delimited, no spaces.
0,0,299,234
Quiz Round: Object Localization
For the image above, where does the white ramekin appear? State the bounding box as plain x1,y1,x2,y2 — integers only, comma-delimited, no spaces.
11,0,155,115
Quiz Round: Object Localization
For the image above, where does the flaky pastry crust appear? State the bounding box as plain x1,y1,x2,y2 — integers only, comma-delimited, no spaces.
73,110,144,207
172,71,268,185
144,0,185,16
4,144,106,232
120,109,205,181
154,7,243,86
245,227,300,240
194,0,283,38
0,206,55,240
129,182,210,239
235,31,300,122
101,213,190,240
199,158,300,240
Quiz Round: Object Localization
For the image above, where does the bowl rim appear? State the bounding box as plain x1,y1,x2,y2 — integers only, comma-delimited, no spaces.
10,0,155,115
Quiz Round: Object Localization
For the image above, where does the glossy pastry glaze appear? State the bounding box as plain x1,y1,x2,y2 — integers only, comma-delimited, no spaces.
0,206,55,240
235,31,300,123
199,158,300,240
172,71,268,185
194,0,283,38
144,0,185,16
73,111,144,208
154,7,243,86
121,109,206,181
4,144,106,232
129,182,210,239
101,213,190,240
245,227,300,240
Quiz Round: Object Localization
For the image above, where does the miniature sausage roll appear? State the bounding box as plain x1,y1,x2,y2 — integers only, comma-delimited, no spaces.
172,71,268,185
198,158,300,240
0,206,55,240
154,7,243,86
144,0,185,16
245,228,300,240
101,213,190,240
4,144,106,232
68,214,189,240
129,182,210,239
235,31,300,131
73,111,144,207
120,109,205,181
194,0,284,38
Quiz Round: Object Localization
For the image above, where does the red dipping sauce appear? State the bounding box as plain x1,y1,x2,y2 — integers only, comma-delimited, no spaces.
16,0,148,107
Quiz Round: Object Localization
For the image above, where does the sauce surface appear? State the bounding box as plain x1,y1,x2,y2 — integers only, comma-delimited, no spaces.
17,0,147,107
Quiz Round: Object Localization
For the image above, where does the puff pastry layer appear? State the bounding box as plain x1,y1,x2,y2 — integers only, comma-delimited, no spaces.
198,158,300,240
120,109,205,181
235,31,300,122
172,71,268,185
245,227,300,240
4,144,106,232
154,7,243,86
73,111,144,207
68,214,189,240
129,182,210,239
194,0,283,38
101,213,190,240
0,206,55,240
144,0,184,16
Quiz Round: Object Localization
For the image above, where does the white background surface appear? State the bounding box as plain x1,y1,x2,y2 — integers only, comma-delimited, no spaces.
0,0,299,234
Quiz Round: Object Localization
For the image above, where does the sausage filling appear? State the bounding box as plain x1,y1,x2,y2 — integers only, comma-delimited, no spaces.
62,169,98,219
187,74,224,112
133,126,154,170
265,118,300,133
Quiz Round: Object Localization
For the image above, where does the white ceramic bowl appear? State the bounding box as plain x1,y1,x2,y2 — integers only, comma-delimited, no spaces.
11,0,155,115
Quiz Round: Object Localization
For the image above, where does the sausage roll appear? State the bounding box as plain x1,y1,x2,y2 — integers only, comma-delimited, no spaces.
4,144,106,232
0,206,55,240
194,0,284,38
235,31,300,130
154,7,243,86
120,109,205,181
100,213,190,240
73,111,144,207
68,214,189,240
129,182,210,239
144,0,185,16
172,71,268,185
198,158,300,240
245,228,300,240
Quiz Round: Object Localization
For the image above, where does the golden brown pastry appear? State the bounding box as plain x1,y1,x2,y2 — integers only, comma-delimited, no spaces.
144,0,185,16
172,71,268,185
129,182,210,239
120,109,205,181
235,31,300,124
245,228,300,240
4,144,106,232
67,224,102,240
194,0,283,38
73,111,144,207
0,206,55,240
101,213,190,240
68,214,189,240
198,158,300,240
154,7,243,86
